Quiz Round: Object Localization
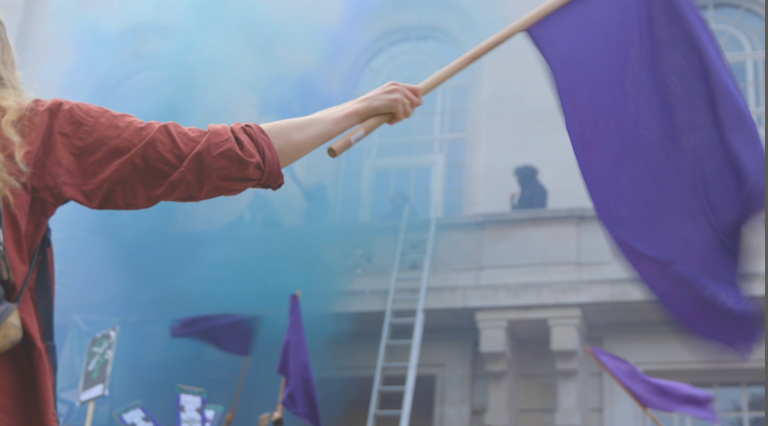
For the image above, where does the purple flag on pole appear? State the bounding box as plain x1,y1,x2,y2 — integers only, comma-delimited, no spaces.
591,347,718,421
171,314,256,356
529,0,766,353
278,295,322,426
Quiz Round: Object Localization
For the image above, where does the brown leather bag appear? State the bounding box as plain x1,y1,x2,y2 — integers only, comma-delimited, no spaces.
0,307,22,353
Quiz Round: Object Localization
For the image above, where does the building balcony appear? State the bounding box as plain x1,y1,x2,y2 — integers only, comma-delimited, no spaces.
334,208,766,314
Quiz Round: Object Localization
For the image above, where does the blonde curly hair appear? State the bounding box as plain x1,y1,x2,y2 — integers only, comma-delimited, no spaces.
0,17,28,202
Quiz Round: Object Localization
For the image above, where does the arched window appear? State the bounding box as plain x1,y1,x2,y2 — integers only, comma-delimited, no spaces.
701,2,766,140
338,34,469,221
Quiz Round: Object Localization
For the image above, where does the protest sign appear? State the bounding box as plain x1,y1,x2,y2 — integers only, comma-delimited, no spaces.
204,404,224,426
78,327,120,404
177,385,207,426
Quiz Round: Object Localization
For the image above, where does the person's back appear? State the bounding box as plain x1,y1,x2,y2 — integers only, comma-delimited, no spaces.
512,165,548,210
381,192,415,221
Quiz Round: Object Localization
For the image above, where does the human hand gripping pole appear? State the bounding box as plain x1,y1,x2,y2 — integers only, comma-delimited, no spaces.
327,0,574,158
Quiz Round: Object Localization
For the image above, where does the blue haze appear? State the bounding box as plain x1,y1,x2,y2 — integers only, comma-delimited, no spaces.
22,1,384,425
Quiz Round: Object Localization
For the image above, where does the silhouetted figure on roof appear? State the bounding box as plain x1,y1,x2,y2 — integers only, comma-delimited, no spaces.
226,190,282,231
511,165,548,210
381,192,416,221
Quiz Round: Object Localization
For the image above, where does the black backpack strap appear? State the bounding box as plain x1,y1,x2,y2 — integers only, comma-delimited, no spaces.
0,206,15,325
7,225,56,400
0,205,57,398
34,228,57,396
14,229,47,305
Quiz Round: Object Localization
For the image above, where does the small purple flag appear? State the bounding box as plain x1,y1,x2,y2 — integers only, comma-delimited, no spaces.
590,347,718,421
529,0,765,353
171,314,256,357
278,295,322,426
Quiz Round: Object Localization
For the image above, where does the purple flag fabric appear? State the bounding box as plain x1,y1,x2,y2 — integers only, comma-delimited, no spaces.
278,295,322,426
591,347,717,421
171,314,256,356
529,0,766,353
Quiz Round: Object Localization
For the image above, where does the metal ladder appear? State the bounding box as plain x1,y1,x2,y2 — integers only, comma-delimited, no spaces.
366,205,437,426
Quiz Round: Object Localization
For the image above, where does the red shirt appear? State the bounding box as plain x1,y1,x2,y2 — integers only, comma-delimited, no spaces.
0,99,284,425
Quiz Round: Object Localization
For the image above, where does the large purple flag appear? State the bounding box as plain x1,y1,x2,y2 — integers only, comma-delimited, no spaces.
278,295,322,426
529,0,766,353
590,347,718,421
171,314,256,356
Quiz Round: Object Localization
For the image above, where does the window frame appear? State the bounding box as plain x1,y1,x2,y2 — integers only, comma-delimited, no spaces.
337,33,471,221
360,154,446,221
652,381,765,426
699,0,766,140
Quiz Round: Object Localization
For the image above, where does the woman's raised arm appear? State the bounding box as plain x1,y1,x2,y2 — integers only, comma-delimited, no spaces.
42,99,283,210
263,82,422,168
40,82,420,211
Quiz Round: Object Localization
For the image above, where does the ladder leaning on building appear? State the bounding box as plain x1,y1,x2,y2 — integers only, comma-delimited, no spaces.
366,204,437,426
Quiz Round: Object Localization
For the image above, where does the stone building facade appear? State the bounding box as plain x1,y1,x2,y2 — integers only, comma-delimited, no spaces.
321,211,764,426
310,0,765,423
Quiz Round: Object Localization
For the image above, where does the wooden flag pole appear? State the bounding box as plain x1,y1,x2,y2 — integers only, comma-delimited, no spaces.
223,356,253,426
84,400,96,426
266,291,302,426
327,0,573,158
586,347,665,426
272,379,287,425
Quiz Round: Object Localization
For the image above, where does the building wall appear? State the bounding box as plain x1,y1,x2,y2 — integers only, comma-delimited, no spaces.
318,0,592,217
337,210,765,314
319,333,476,426
332,209,764,426
457,0,590,214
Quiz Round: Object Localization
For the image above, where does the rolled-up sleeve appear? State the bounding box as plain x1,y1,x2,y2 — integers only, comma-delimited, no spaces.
47,99,283,210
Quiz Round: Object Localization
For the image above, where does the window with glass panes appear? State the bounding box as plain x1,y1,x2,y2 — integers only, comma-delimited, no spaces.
338,35,469,220
700,2,766,141
653,382,765,426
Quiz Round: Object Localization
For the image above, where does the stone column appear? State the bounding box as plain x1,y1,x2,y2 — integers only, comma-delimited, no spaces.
477,315,514,426
548,311,587,426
